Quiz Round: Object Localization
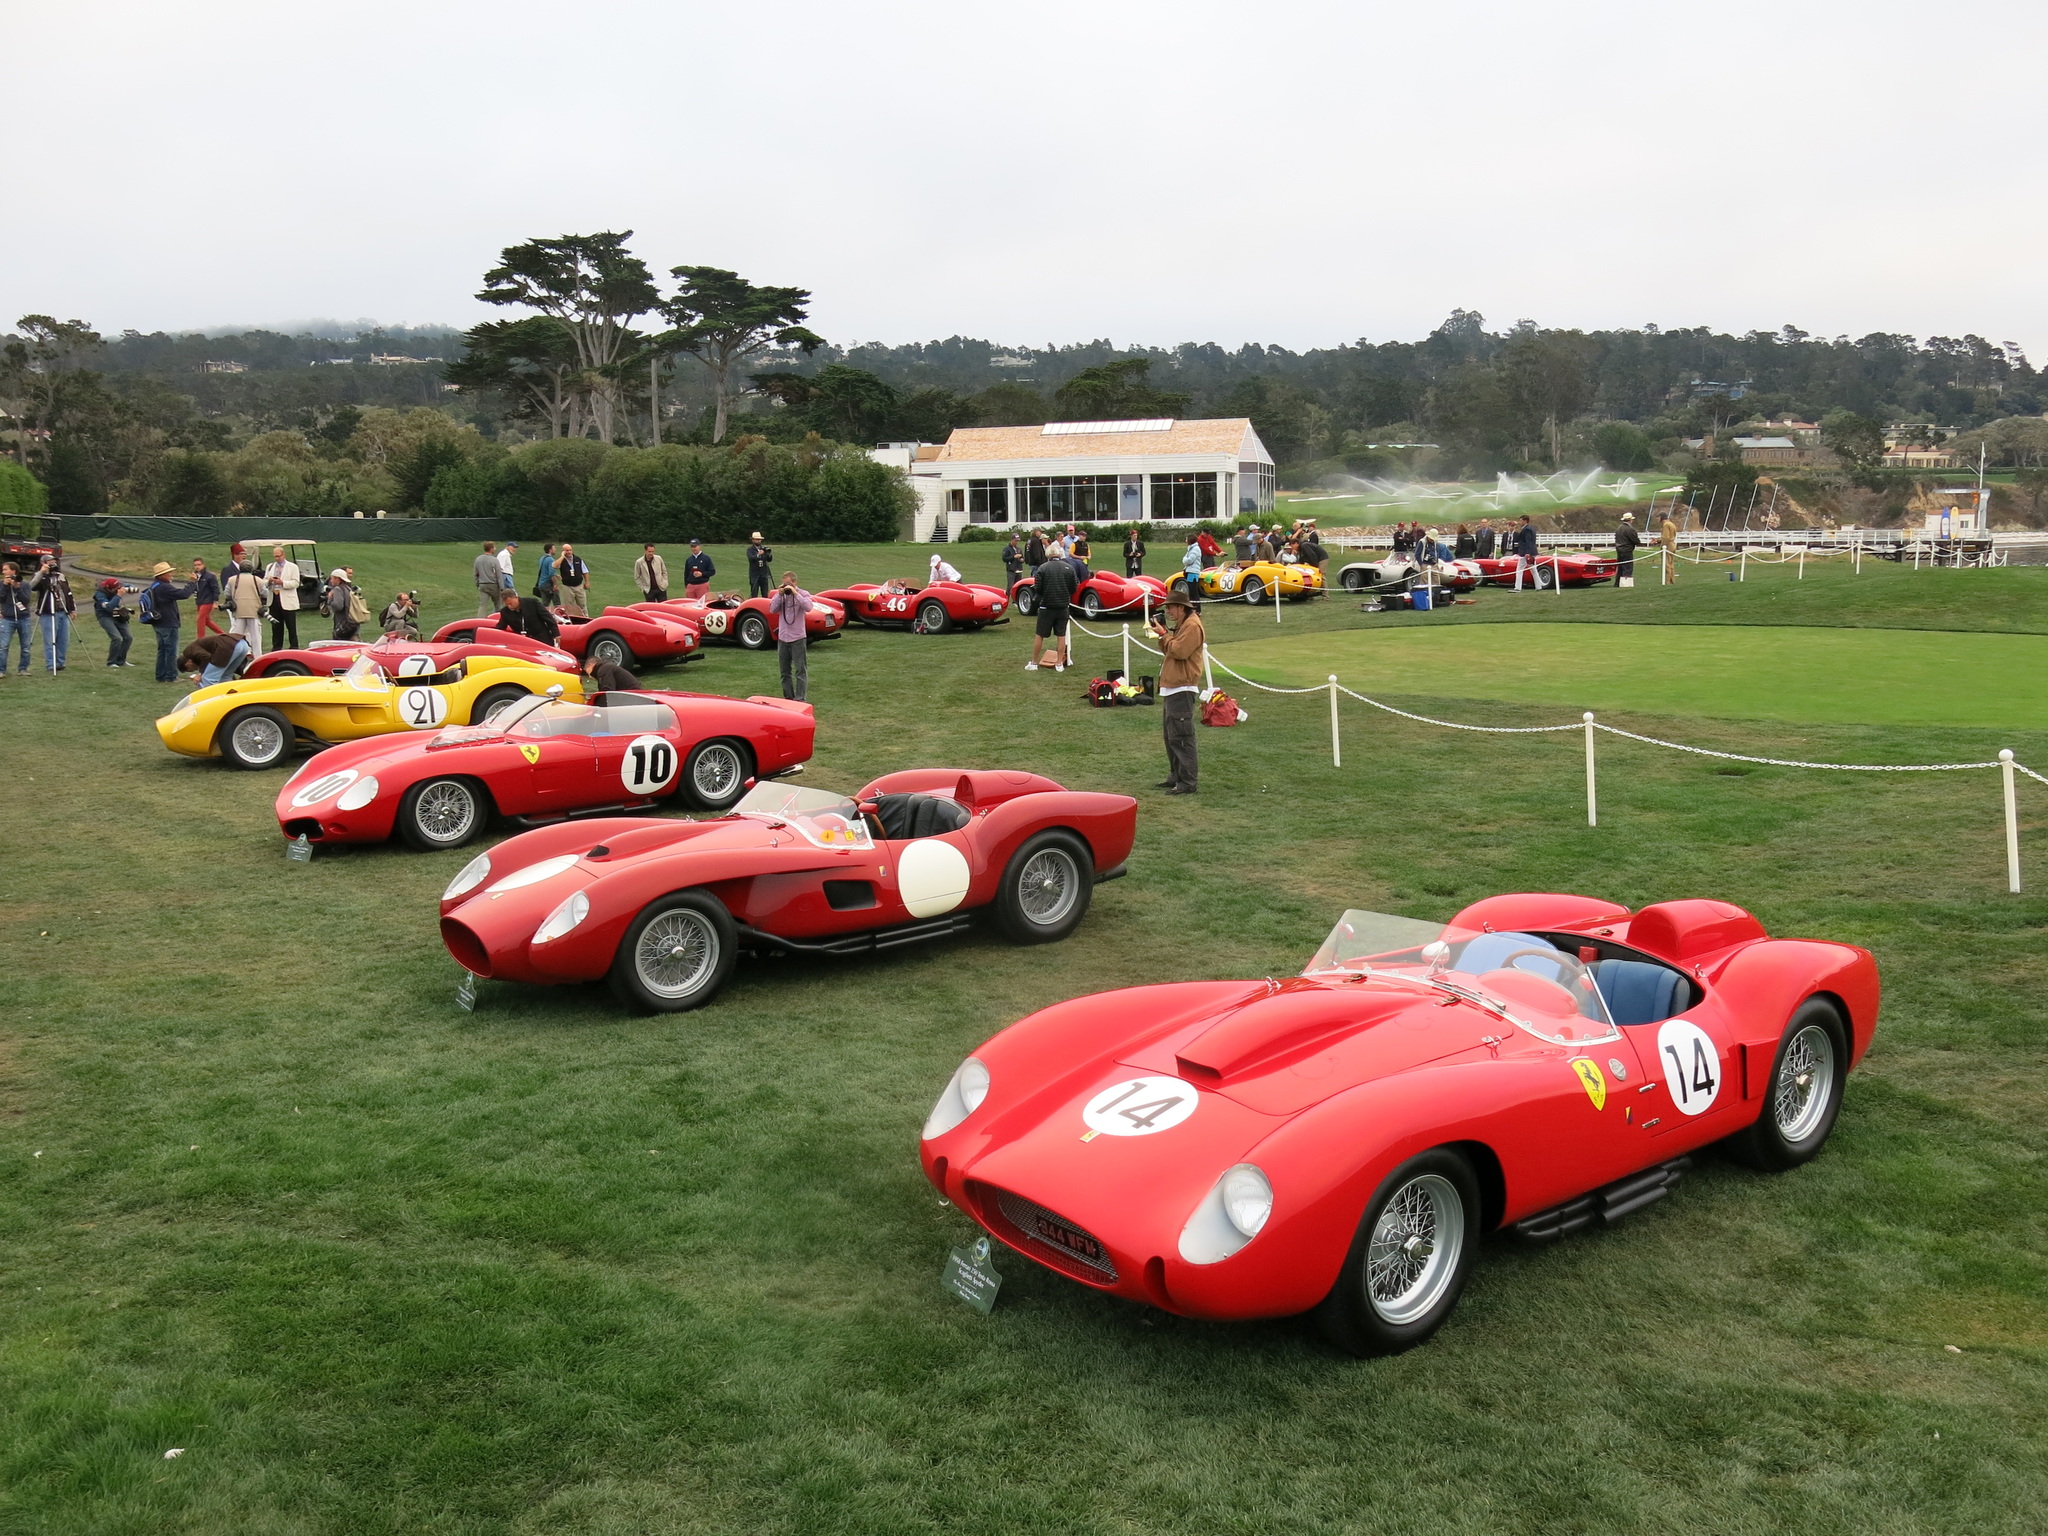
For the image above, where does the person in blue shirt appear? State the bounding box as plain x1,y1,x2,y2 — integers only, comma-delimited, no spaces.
141,561,199,681
682,539,715,599
93,578,135,667
533,543,558,604
1179,534,1204,613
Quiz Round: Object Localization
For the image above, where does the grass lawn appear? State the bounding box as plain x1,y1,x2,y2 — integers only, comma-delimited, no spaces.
3,538,2045,1534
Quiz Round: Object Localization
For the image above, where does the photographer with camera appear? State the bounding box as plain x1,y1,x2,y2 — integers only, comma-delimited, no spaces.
92,578,135,668
767,568,813,702
380,590,421,640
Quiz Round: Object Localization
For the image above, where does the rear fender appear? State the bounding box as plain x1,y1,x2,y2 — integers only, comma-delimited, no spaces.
967,792,1138,899
1704,938,1880,1074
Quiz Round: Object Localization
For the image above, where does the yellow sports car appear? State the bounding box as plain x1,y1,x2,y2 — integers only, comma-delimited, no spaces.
1189,560,1326,603
156,652,585,770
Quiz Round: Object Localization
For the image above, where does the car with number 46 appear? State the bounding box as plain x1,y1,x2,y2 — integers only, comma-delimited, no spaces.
275,686,815,850
919,892,1877,1356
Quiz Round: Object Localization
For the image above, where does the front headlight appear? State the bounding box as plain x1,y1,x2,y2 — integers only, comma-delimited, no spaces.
444,852,491,901
1178,1163,1273,1265
335,774,380,810
485,852,581,893
534,890,589,943
169,694,197,720
922,1056,990,1140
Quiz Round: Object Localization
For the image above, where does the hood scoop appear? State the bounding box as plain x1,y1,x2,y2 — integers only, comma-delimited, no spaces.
1175,981,1411,1083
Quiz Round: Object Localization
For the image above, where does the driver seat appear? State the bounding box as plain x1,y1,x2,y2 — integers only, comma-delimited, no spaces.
1591,960,1685,1026
871,792,970,840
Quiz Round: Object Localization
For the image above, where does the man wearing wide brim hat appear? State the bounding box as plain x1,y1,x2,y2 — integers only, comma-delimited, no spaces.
1148,589,1206,795
141,560,197,682
1614,509,1642,587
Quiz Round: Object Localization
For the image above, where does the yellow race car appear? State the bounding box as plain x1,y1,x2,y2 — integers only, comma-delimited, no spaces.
1188,559,1326,603
156,652,585,770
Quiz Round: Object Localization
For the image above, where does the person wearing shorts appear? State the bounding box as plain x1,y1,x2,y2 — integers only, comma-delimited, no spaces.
1025,550,1075,672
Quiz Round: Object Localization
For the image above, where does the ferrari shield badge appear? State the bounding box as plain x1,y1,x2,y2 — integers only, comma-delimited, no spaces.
518,743,542,766
1571,1058,1607,1111
942,1236,1001,1314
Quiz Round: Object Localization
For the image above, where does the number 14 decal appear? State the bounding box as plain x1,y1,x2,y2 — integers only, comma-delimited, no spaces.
1655,1020,1722,1116
1081,1076,1200,1138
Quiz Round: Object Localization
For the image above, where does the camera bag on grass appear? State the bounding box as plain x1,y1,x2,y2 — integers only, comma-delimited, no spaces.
1201,692,1247,727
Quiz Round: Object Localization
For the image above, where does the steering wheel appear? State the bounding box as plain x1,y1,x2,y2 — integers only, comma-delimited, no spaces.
1462,944,1565,975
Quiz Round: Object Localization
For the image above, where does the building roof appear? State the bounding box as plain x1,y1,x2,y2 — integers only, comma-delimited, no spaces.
935,417,1264,464
1733,436,1796,449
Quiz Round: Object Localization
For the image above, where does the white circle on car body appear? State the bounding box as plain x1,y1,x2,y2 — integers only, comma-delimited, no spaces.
702,611,728,635
396,654,435,677
1082,1076,1200,1137
620,734,678,796
896,837,971,917
1655,1019,1722,1116
291,768,358,807
398,686,450,729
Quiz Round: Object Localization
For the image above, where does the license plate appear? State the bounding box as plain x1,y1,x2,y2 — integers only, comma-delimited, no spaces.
1031,1212,1104,1264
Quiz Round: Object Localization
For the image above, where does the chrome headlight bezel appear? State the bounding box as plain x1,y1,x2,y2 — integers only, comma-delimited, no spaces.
534,890,589,943
1178,1163,1273,1265
921,1056,990,1140
443,852,492,902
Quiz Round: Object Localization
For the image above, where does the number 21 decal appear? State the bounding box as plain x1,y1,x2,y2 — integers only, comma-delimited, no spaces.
398,686,449,729
1081,1076,1199,1138
1655,1020,1722,1116
620,734,678,796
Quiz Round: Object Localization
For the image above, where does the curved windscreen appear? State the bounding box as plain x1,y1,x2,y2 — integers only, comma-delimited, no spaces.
343,654,389,692
732,781,872,850
1305,909,1619,1046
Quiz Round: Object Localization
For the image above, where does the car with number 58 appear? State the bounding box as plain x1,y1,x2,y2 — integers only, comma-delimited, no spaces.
157,652,584,770
919,892,1877,1356
275,686,816,850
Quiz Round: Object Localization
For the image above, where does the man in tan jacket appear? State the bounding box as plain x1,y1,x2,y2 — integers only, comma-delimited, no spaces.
222,562,267,658
1659,513,1680,585
1148,590,1206,794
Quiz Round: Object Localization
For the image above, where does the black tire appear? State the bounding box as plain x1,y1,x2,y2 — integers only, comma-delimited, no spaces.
1079,590,1101,619
993,829,1093,945
397,776,486,852
1726,999,1849,1171
1241,575,1266,606
586,631,634,669
1341,568,1368,593
683,737,752,811
1315,1149,1481,1358
1013,585,1037,617
265,660,312,677
736,611,771,650
472,684,530,724
608,890,737,1012
916,598,951,634
218,705,294,770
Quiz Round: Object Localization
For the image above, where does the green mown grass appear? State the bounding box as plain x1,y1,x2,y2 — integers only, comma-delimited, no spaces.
3,539,2044,1534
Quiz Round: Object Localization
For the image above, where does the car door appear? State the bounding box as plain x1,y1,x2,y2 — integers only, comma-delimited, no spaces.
591,699,682,805
1616,986,1741,1149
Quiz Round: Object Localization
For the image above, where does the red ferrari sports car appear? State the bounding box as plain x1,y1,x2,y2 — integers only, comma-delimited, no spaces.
432,607,701,671
1009,570,1169,620
640,593,846,650
440,769,1137,1012
920,892,1877,1355
1469,552,1620,588
814,580,1010,635
276,686,816,850
246,636,580,680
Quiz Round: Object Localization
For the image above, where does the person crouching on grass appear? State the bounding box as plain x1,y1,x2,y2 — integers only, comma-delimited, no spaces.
178,630,251,686
1149,590,1205,795
581,651,642,695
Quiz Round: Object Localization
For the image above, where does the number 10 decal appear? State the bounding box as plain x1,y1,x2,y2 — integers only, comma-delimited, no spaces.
621,734,678,796
1655,1020,1722,1116
1081,1076,1199,1137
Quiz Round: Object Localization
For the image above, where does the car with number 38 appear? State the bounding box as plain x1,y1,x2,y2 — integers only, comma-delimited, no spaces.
156,652,585,771
274,686,816,850
919,892,1877,1356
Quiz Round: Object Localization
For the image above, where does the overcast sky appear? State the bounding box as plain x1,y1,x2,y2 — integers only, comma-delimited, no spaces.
8,0,2044,356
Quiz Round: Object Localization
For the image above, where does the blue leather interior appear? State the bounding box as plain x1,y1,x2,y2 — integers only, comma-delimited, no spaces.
1452,932,1553,977
1593,959,1684,1025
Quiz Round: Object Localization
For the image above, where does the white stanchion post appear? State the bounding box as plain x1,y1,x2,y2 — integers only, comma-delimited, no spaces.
1551,555,1562,597
1798,545,1806,580
1275,577,1283,624
1203,645,1214,695
1122,623,1130,678
2001,749,2021,893
1329,674,1341,767
1142,591,1149,631
1740,546,1748,581
1583,712,1597,827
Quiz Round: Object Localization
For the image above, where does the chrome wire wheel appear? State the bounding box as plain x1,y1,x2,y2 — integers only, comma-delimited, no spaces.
231,713,285,764
635,908,717,998
1774,1022,1837,1141
1017,847,1079,926
691,742,742,802
1365,1173,1465,1325
413,781,476,844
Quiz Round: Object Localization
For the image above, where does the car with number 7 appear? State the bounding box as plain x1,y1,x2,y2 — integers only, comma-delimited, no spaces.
274,687,815,850
920,892,1878,1355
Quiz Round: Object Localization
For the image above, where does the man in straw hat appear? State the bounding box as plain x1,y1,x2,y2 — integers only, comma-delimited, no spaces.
746,531,774,597
1614,510,1642,587
141,560,198,682
1147,588,1206,795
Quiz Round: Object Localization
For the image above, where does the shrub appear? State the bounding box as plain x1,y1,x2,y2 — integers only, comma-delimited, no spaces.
0,459,47,517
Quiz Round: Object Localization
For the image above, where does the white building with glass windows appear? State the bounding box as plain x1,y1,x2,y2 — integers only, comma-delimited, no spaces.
899,417,1276,542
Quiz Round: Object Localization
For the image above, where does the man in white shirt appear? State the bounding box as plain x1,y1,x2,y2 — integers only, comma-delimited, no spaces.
265,545,302,649
634,544,669,603
929,553,961,585
497,541,518,593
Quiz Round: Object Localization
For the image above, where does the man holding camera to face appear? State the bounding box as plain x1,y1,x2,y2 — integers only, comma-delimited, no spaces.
768,569,813,702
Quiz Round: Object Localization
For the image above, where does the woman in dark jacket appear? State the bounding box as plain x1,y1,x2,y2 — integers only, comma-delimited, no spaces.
1023,531,1046,570
93,579,134,667
1123,528,1145,576
1453,523,1476,558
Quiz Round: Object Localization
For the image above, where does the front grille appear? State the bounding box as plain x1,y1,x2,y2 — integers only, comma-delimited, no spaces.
993,1188,1118,1282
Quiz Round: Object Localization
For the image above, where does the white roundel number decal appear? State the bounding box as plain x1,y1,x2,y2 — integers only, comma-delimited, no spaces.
897,837,971,917
702,611,729,635
1218,573,1239,592
1656,1020,1722,1116
883,595,910,613
395,653,435,677
290,768,358,808
620,735,677,796
398,686,450,729
1082,1076,1199,1138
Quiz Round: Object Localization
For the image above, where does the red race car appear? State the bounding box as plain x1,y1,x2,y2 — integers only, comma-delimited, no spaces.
277,686,815,850
815,580,1009,634
1469,552,1620,588
640,593,846,650
432,607,701,671
920,892,1877,1356
440,769,1137,1012
247,636,580,679
1009,570,1169,620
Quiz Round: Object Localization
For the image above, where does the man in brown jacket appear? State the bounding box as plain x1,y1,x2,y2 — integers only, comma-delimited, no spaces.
1148,590,1206,794
1659,512,1680,585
